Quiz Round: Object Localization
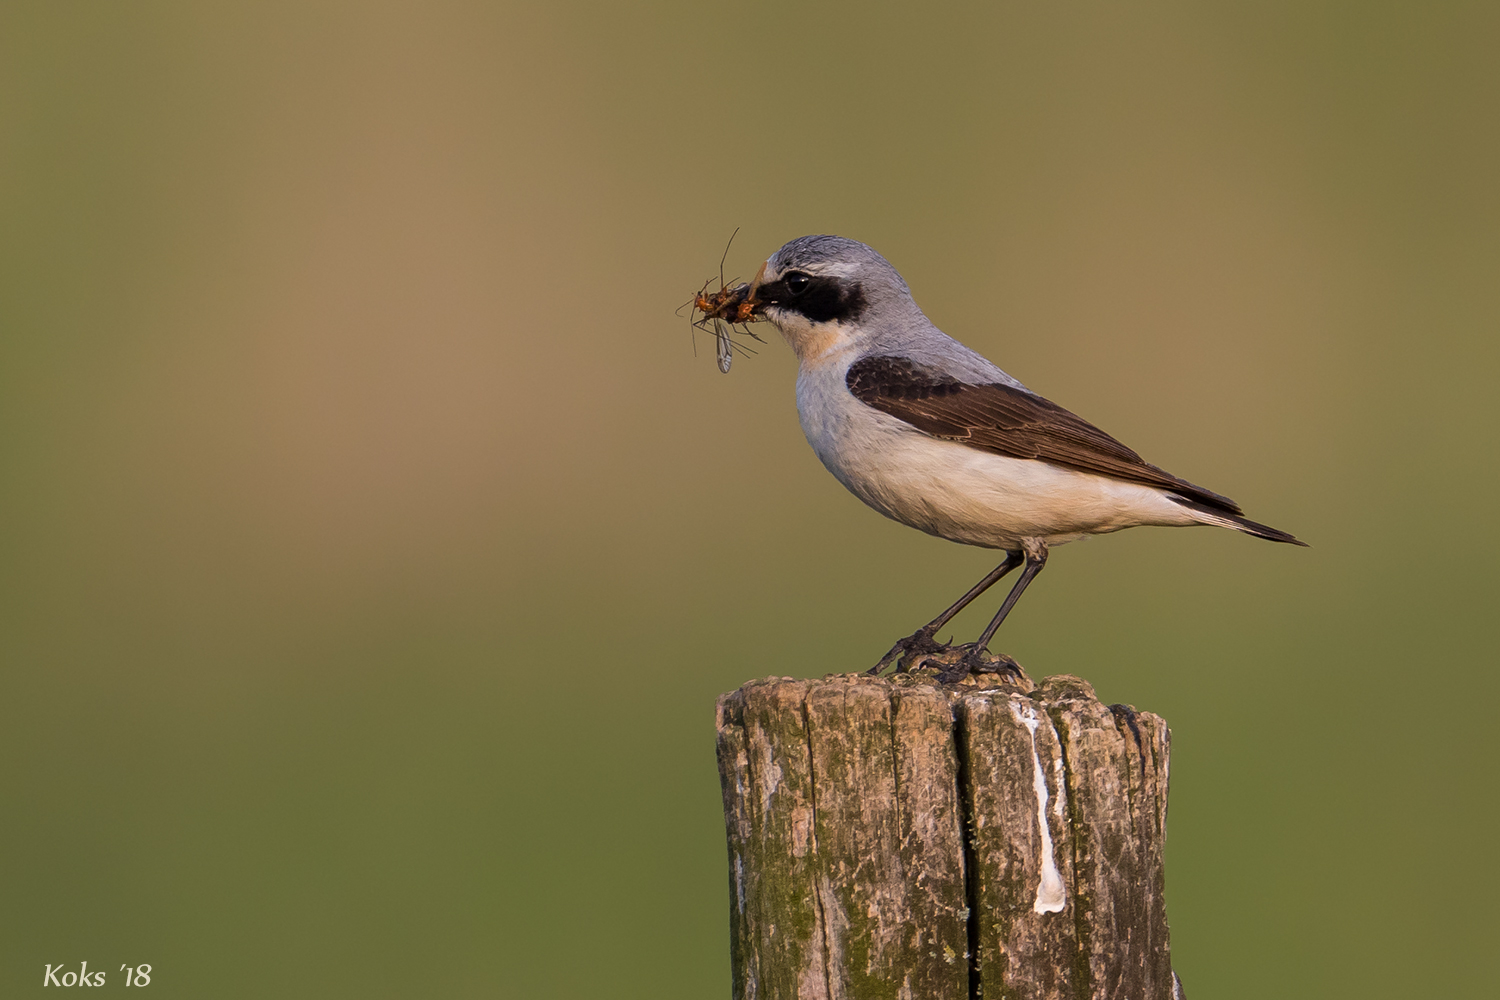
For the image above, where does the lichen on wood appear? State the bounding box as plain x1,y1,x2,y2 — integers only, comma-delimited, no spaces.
716,672,1179,1000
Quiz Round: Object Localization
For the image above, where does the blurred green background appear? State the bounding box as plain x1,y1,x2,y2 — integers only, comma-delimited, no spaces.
3,1,1496,996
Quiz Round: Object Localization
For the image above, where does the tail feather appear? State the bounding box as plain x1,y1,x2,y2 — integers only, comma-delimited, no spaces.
1168,495,1309,546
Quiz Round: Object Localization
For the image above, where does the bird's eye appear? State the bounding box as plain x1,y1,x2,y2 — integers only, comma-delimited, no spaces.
783,272,812,296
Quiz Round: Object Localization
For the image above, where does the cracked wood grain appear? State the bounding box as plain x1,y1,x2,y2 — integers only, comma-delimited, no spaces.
716,673,1179,1000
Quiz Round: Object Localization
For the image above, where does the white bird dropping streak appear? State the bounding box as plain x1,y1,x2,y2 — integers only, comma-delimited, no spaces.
1010,701,1067,914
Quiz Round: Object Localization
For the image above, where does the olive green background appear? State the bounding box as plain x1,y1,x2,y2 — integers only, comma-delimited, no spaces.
3,2,1496,996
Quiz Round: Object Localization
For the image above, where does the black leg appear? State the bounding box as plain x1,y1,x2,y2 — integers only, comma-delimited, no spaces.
938,542,1049,683
972,544,1048,651
869,551,1024,675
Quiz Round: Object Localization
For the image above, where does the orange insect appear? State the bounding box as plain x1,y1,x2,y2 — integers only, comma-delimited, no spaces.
680,229,765,373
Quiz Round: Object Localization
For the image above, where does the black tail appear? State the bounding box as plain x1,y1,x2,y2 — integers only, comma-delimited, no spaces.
1168,495,1309,546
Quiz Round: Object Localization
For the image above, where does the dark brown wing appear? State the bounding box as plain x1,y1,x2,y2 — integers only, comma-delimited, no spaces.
846,355,1242,514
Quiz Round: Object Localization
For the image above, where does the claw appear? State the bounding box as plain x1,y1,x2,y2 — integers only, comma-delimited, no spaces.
970,651,1023,678
934,645,1025,684
868,628,948,675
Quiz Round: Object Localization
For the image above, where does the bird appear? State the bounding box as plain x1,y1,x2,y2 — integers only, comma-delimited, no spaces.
742,234,1305,683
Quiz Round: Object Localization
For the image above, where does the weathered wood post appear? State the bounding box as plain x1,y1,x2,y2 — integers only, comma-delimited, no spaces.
716,671,1183,1000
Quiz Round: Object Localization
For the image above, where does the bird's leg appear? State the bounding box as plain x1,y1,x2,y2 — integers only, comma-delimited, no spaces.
938,541,1049,683
869,551,1024,675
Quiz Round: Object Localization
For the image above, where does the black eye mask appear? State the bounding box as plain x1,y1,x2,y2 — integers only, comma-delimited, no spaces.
756,273,867,324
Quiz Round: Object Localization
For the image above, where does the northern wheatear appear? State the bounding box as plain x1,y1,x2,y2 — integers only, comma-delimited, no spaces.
742,234,1305,682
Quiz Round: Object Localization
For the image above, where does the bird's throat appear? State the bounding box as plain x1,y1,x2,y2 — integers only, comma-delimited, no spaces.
773,313,855,368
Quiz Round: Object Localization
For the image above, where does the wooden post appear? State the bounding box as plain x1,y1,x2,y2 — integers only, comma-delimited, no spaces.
716,671,1184,1000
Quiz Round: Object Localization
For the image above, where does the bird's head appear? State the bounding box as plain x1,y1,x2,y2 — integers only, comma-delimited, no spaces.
749,235,917,364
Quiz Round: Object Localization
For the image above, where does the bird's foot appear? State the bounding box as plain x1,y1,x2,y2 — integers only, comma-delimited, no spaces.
868,627,950,676
933,645,1024,685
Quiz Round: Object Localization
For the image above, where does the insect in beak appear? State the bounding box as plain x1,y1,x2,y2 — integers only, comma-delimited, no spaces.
678,230,766,373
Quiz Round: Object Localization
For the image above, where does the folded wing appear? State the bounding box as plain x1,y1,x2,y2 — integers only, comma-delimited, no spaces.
846,355,1243,515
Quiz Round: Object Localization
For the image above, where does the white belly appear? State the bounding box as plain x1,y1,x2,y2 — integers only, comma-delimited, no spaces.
795,363,1198,549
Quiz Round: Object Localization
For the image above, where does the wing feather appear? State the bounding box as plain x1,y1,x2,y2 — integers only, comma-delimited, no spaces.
846,355,1242,515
